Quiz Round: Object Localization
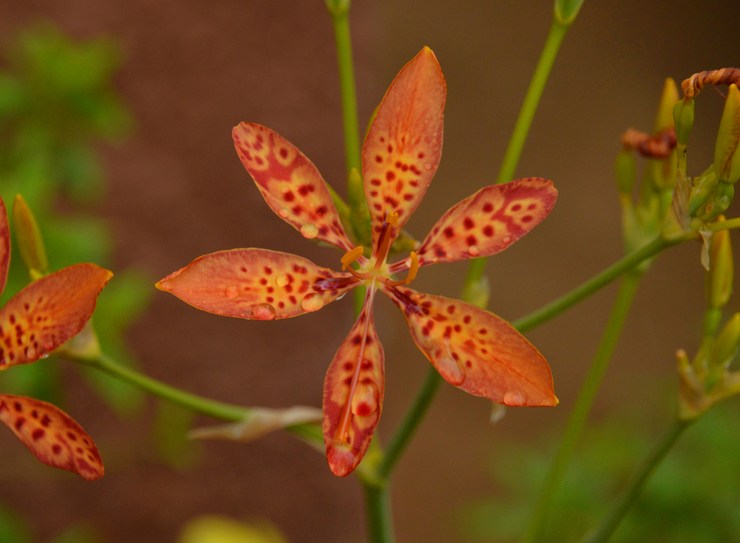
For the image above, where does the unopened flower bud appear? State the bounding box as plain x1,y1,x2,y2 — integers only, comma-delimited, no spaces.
12,194,48,279
654,78,680,133
688,165,718,217
714,84,740,183
674,99,695,145
711,313,740,370
697,180,734,221
614,149,636,196
706,218,733,309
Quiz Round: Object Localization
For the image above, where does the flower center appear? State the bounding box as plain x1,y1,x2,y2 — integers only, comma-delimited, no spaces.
340,212,419,287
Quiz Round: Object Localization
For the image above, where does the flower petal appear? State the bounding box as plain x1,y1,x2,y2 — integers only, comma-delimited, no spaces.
0,264,113,369
385,286,557,406
323,296,384,476
363,47,446,250
0,197,9,296
233,122,354,251
415,178,558,266
157,248,357,320
0,394,104,480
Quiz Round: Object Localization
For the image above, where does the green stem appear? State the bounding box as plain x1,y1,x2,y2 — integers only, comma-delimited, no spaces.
582,418,692,543
514,235,674,333
470,17,575,294
364,483,396,543
378,366,443,479
496,20,570,185
79,353,249,421
328,1,361,176
524,273,642,543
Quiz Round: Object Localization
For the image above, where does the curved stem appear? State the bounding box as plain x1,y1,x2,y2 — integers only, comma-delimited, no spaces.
514,235,675,333
582,418,692,543
524,273,642,543
378,366,442,479
79,353,249,421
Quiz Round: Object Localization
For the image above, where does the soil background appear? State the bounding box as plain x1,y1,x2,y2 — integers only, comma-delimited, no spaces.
0,1,738,542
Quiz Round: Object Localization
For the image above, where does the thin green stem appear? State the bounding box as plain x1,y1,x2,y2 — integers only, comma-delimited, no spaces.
496,21,570,185
80,353,249,421
582,418,692,543
364,483,396,543
378,366,443,479
328,1,361,176
470,17,575,294
514,235,675,333
524,273,642,543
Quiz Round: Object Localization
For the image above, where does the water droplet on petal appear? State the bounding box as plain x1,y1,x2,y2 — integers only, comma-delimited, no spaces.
301,293,324,312
423,163,433,171
225,286,238,299
276,273,290,287
252,303,276,320
300,223,319,239
503,390,526,406
278,207,290,218
468,244,480,256
503,235,512,245
25,346,37,360
437,356,466,385
351,381,379,416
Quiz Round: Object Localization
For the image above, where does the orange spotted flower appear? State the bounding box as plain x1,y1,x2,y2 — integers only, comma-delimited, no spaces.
157,47,558,476
0,197,112,480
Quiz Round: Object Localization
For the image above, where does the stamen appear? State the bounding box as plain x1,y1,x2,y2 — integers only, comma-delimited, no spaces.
374,212,400,268
341,246,365,270
405,251,419,284
386,251,420,287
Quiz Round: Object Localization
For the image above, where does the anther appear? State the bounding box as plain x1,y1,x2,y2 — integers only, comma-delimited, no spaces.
341,246,365,271
405,251,419,284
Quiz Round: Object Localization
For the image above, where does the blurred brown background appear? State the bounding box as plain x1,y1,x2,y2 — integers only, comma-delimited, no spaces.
0,1,738,542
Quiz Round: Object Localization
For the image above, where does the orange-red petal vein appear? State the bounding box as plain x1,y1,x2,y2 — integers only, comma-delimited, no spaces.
363,47,446,252
415,178,558,266
385,286,557,406
156,248,357,320
0,264,113,369
233,122,353,251
323,291,384,476
0,394,104,480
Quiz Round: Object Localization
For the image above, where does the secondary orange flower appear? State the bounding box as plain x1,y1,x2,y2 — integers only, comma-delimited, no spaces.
157,47,558,476
0,197,112,480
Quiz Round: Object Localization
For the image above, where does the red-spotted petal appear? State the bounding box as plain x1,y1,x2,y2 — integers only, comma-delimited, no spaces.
157,248,358,320
233,122,353,251
0,264,113,369
0,197,9,296
385,286,557,406
323,296,384,476
363,47,446,251
0,394,104,480
415,178,558,266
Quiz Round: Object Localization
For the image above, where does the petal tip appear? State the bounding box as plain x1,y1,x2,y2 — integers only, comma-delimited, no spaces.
326,443,358,477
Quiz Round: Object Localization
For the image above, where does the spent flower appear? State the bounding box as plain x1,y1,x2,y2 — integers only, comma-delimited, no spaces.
157,48,558,476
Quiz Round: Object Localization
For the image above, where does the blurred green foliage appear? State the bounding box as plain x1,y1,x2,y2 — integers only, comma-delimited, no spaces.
460,401,740,542
0,24,149,412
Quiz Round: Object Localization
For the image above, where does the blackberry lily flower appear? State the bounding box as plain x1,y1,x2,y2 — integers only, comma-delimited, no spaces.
0,197,112,480
157,48,558,476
